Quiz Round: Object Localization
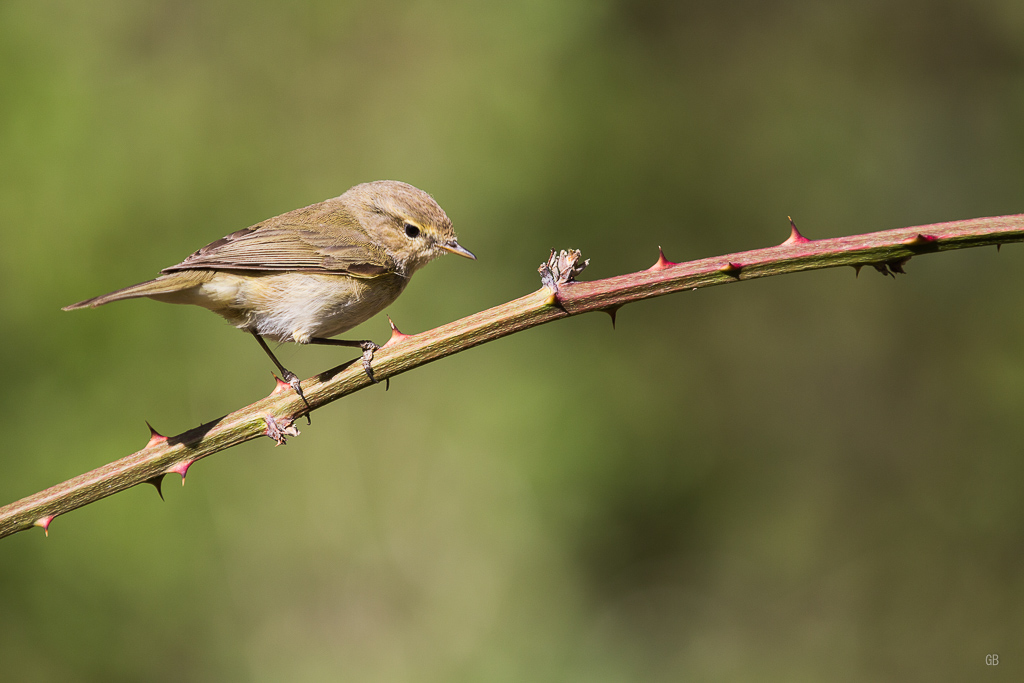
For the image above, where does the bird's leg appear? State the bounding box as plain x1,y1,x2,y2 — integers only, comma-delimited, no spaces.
309,337,381,382
251,331,312,419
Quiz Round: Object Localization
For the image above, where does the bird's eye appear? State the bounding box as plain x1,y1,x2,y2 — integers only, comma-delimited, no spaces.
404,223,421,238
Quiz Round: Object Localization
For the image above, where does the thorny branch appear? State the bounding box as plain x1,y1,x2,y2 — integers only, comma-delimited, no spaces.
2,213,1023,538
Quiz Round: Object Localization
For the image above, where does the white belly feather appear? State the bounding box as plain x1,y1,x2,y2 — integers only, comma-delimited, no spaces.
190,271,408,343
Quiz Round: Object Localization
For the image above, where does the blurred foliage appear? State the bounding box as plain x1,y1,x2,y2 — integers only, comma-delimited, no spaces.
2,0,1024,681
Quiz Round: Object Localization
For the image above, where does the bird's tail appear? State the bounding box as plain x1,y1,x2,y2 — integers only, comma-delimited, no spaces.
63,271,211,310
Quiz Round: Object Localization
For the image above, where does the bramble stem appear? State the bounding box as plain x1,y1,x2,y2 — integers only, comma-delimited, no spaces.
2,213,1022,538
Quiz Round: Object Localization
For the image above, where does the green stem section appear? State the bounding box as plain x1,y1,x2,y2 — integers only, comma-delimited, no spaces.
2,213,1021,538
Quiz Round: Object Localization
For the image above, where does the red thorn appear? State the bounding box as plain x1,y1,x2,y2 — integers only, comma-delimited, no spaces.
648,247,678,271
605,306,621,328
383,316,412,348
719,262,743,277
145,421,167,448
165,459,195,485
270,374,292,396
35,515,55,537
903,233,937,246
146,475,166,501
853,264,863,277
782,216,811,245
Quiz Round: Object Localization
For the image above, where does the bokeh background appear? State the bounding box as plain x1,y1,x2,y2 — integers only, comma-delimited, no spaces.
2,1,1024,680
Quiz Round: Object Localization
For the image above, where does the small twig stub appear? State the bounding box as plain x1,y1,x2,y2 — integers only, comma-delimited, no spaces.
539,249,590,292
264,416,300,446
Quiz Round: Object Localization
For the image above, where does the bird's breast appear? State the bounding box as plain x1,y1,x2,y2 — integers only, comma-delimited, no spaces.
193,271,409,343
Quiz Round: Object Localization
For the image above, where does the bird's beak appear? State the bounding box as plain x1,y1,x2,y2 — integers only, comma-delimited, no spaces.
440,240,476,260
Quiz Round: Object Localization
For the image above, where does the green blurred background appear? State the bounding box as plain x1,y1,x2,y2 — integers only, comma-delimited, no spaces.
2,1,1023,680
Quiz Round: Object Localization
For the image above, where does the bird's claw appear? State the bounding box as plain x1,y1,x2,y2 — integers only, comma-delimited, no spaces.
360,341,381,382
282,370,312,424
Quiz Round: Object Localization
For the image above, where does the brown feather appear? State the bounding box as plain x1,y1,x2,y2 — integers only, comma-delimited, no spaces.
62,271,214,310
162,223,396,276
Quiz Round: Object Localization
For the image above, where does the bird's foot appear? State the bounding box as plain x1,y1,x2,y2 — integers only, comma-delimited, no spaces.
307,336,382,384
359,341,381,382
282,370,312,424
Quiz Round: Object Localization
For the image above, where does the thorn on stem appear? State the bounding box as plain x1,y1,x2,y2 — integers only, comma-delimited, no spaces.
782,216,811,245
269,374,292,396
605,306,621,329
35,515,54,537
869,256,912,278
145,422,167,448
383,316,412,348
649,247,677,271
853,265,863,277
145,475,166,501
887,257,910,275
903,233,937,247
165,459,195,485
872,263,894,278
719,262,743,278
269,373,311,424
903,234,939,254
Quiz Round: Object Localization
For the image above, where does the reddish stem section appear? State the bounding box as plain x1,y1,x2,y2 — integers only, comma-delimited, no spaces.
1,213,1022,538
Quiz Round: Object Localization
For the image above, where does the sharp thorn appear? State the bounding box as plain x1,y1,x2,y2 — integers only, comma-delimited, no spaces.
782,216,811,245
871,263,894,278
719,262,743,278
649,246,678,271
270,373,309,423
35,515,55,536
269,373,292,396
887,256,911,275
604,306,621,329
165,459,195,484
145,475,166,501
997,243,1002,252
903,233,936,246
145,421,167,448
853,264,863,277
903,234,938,253
385,377,391,391
384,316,412,347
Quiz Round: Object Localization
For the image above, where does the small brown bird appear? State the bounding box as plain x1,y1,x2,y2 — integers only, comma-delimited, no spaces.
64,180,475,405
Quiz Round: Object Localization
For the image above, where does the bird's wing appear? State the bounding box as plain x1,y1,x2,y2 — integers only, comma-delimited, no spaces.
161,224,396,277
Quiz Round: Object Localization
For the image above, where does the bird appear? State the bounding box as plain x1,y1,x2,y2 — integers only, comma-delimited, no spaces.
64,180,475,408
